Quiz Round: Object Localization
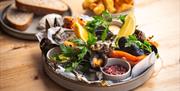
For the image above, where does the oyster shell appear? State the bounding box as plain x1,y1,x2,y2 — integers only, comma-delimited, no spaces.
38,13,63,30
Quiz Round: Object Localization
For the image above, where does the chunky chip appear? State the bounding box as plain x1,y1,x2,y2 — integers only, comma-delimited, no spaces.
82,0,134,15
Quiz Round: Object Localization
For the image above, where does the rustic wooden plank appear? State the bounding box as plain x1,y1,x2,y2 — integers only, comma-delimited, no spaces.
135,64,180,91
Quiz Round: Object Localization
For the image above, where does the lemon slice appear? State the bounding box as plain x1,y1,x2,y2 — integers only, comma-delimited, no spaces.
73,22,88,42
117,11,136,38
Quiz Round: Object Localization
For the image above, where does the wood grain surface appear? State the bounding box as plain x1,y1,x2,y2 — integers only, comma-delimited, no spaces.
0,0,180,91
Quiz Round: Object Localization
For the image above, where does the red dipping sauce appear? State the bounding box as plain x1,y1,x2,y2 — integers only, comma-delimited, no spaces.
103,64,127,75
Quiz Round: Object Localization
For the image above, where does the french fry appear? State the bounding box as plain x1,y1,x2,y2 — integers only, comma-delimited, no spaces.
82,0,99,9
89,3,98,10
121,3,133,11
93,2,105,15
102,0,116,13
82,2,89,9
124,0,133,4
82,0,134,14
114,0,122,12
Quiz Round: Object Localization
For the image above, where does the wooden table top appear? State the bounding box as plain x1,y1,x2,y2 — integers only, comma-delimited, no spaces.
0,0,179,91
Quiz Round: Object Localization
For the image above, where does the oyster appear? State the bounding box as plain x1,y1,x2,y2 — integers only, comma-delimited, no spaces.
38,13,63,30
40,38,58,55
90,41,112,53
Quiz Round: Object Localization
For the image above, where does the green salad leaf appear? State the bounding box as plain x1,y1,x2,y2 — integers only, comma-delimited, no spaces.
101,27,109,41
65,61,79,72
102,10,112,22
142,40,152,52
77,46,88,60
118,15,127,23
125,35,152,53
85,16,104,33
87,32,97,47
85,11,114,42
51,54,70,63
70,39,86,46
60,44,76,57
58,40,89,72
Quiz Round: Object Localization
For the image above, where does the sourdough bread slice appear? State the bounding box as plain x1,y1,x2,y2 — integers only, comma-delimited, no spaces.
5,5,33,31
15,0,69,15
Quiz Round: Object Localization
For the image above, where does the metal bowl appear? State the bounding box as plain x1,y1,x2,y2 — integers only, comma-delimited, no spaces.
43,56,154,91
100,58,131,81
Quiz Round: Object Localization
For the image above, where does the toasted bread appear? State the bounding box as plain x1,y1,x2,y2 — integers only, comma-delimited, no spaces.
5,5,33,31
15,0,69,15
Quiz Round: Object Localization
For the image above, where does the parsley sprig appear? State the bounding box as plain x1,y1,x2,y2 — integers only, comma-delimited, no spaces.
58,39,88,72
118,15,127,23
85,11,112,43
125,35,152,53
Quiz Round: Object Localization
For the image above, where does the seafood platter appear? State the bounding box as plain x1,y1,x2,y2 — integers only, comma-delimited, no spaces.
36,11,159,91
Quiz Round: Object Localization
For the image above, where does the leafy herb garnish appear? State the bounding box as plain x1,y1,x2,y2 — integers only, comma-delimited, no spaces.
77,46,88,60
102,10,112,22
118,15,127,23
60,44,76,57
87,32,97,47
65,61,79,72
58,42,88,72
85,11,112,42
85,16,104,33
143,40,152,52
125,35,152,53
70,39,86,46
51,54,70,63
101,27,109,41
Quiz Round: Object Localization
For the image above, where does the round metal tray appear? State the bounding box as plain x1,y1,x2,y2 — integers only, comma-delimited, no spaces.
43,58,154,91
0,4,72,40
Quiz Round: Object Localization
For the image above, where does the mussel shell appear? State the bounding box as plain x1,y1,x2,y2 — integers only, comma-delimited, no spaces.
118,36,146,56
53,30,76,44
40,38,58,56
95,29,114,40
134,29,146,42
47,27,75,44
151,45,158,54
118,37,128,49
118,37,144,56
83,70,99,81
90,53,108,69
143,45,158,55
83,51,91,61
125,44,145,56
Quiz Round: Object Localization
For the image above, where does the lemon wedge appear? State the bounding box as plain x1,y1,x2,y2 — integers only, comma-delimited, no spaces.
73,22,88,42
117,11,136,38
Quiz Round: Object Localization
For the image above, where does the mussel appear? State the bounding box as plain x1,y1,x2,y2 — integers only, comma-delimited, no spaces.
90,41,112,54
53,29,76,43
143,45,158,55
118,37,144,56
95,29,114,40
40,38,58,56
124,44,144,56
134,29,146,42
118,37,128,49
90,53,107,69
151,45,158,54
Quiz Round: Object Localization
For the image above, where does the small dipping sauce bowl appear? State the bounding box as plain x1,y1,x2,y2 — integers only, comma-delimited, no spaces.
101,58,131,81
